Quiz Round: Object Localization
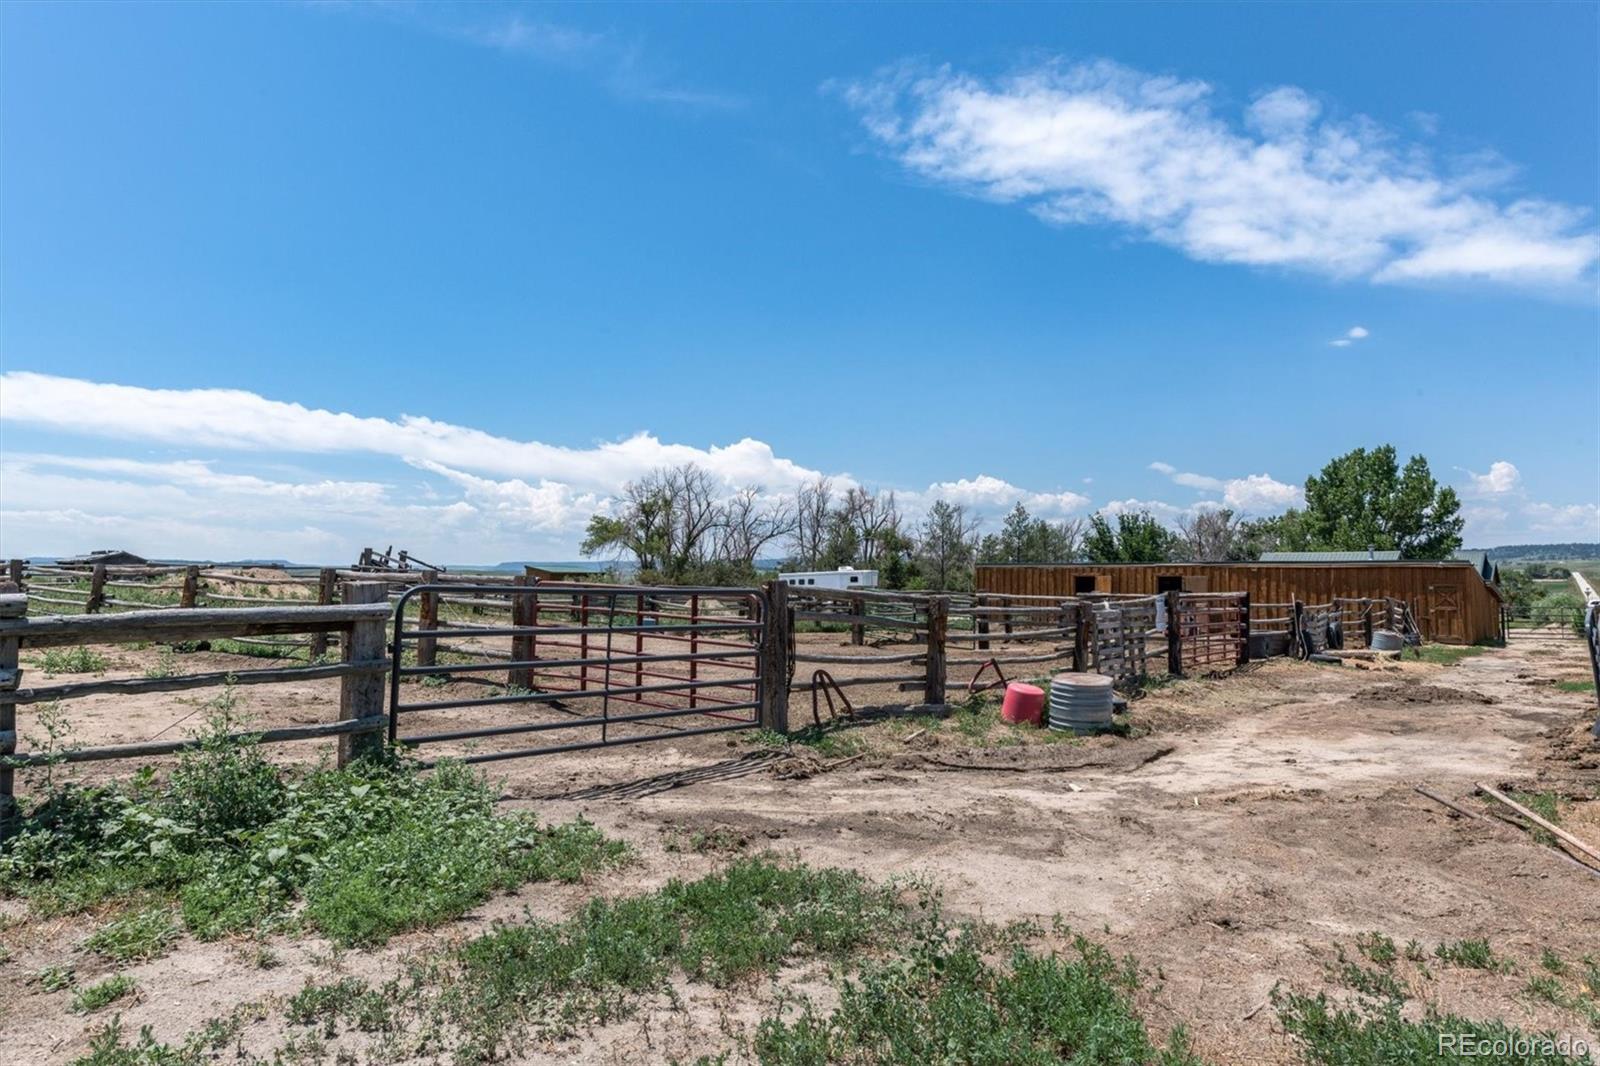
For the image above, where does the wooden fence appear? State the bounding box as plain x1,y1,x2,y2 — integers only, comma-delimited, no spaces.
0,582,391,823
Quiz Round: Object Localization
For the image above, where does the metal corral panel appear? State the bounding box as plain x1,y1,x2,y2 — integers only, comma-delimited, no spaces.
974,561,1502,645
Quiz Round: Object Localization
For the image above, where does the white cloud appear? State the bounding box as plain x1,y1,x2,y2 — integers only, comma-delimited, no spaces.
915,474,1090,516
1148,460,1302,513
1331,325,1371,347
1469,460,1521,495
0,373,829,497
840,60,1598,291
1222,473,1303,511
0,373,1098,559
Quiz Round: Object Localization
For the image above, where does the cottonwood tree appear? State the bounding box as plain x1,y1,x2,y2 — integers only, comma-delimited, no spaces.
977,503,1083,564
1083,511,1179,563
916,500,980,591
1263,445,1463,559
582,463,792,582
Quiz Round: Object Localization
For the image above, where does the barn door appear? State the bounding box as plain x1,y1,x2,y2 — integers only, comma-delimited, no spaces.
1429,584,1461,643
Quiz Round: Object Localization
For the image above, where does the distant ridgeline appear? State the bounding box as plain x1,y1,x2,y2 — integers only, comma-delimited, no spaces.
1484,544,1600,563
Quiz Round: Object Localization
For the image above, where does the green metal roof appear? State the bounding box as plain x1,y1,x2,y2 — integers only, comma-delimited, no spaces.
1258,550,1403,563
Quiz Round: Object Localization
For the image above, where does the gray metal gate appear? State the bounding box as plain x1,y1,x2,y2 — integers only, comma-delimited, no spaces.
389,583,768,763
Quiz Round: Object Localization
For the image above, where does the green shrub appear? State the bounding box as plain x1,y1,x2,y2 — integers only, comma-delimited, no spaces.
1,712,625,946
71,974,138,1013
1276,992,1590,1064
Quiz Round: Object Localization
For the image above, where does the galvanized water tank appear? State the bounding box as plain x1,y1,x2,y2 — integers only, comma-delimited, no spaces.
1048,673,1115,735
1370,629,1403,651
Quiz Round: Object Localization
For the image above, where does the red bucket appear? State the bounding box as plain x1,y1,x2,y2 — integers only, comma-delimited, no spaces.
1000,682,1045,726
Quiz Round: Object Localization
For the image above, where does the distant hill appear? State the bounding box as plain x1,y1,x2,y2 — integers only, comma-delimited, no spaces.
1481,543,1600,563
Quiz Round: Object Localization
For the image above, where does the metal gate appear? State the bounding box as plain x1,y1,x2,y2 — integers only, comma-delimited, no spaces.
389,583,767,763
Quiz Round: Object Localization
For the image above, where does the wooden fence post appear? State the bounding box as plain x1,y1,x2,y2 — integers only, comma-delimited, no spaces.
179,566,199,609
924,595,949,706
308,568,336,659
759,580,790,733
338,581,387,766
0,590,23,833
1361,598,1374,648
1292,600,1306,658
1073,600,1092,672
1237,592,1251,666
416,570,439,668
509,576,534,691
7,560,23,590
850,591,865,646
86,563,107,614
1166,590,1184,677
976,593,990,652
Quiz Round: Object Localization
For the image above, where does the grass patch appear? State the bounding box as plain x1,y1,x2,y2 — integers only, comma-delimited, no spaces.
1510,791,1563,847
1,693,626,946
37,646,108,674
1555,680,1597,694
750,923,1200,1065
85,906,179,962
1411,644,1491,666
71,974,137,1014
435,856,910,1059
1434,938,1506,971
1276,992,1592,1064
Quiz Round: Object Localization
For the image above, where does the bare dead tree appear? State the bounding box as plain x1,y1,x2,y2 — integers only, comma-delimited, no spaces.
717,487,796,567
1176,508,1245,562
789,476,833,570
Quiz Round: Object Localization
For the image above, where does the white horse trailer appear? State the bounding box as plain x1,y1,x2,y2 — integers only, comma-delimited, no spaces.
779,567,879,590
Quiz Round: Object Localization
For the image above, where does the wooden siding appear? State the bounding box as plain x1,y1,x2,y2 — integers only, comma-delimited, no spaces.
975,562,1502,645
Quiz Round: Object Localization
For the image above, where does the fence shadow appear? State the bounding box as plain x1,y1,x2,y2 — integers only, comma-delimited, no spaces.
527,749,783,801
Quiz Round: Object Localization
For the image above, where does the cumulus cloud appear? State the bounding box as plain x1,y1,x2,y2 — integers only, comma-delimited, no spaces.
1148,461,1302,513
0,373,1097,559
1469,460,1521,495
840,60,1598,291
912,474,1090,516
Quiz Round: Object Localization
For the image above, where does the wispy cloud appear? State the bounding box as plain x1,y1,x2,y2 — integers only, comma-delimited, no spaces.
338,6,746,112
838,60,1598,293
1330,325,1370,348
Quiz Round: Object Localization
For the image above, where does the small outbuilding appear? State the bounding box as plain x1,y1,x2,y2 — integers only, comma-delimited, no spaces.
975,558,1502,644
58,549,148,568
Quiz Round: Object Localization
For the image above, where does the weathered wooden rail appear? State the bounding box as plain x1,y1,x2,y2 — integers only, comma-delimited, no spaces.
0,583,392,823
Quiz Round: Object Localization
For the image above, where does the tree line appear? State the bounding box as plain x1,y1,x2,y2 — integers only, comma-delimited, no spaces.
580,444,1465,588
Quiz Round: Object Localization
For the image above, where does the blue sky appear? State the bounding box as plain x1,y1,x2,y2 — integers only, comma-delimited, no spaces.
1,1,1596,562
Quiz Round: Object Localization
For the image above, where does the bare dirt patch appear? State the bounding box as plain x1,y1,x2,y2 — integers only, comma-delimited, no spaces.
5,631,1600,1064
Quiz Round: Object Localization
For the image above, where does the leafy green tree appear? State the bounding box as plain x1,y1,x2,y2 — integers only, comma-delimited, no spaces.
1274,446,1463,559
916,500,980,591
1082,511,1178,563
977,503,1083,564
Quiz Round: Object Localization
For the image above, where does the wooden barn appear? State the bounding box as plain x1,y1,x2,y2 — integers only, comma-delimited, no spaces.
974,556,1503,644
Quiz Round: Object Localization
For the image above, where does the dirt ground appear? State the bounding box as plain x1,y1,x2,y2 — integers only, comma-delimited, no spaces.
5,625,1600,1064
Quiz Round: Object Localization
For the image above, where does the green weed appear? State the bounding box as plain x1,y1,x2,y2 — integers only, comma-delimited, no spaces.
85,907,179,962
71,974,138,1013
751,925,1200,1065
444,857,909,1058
1,698,625,947
38,647,108,674
1276,992,1591,1064
1434,938,1505,971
